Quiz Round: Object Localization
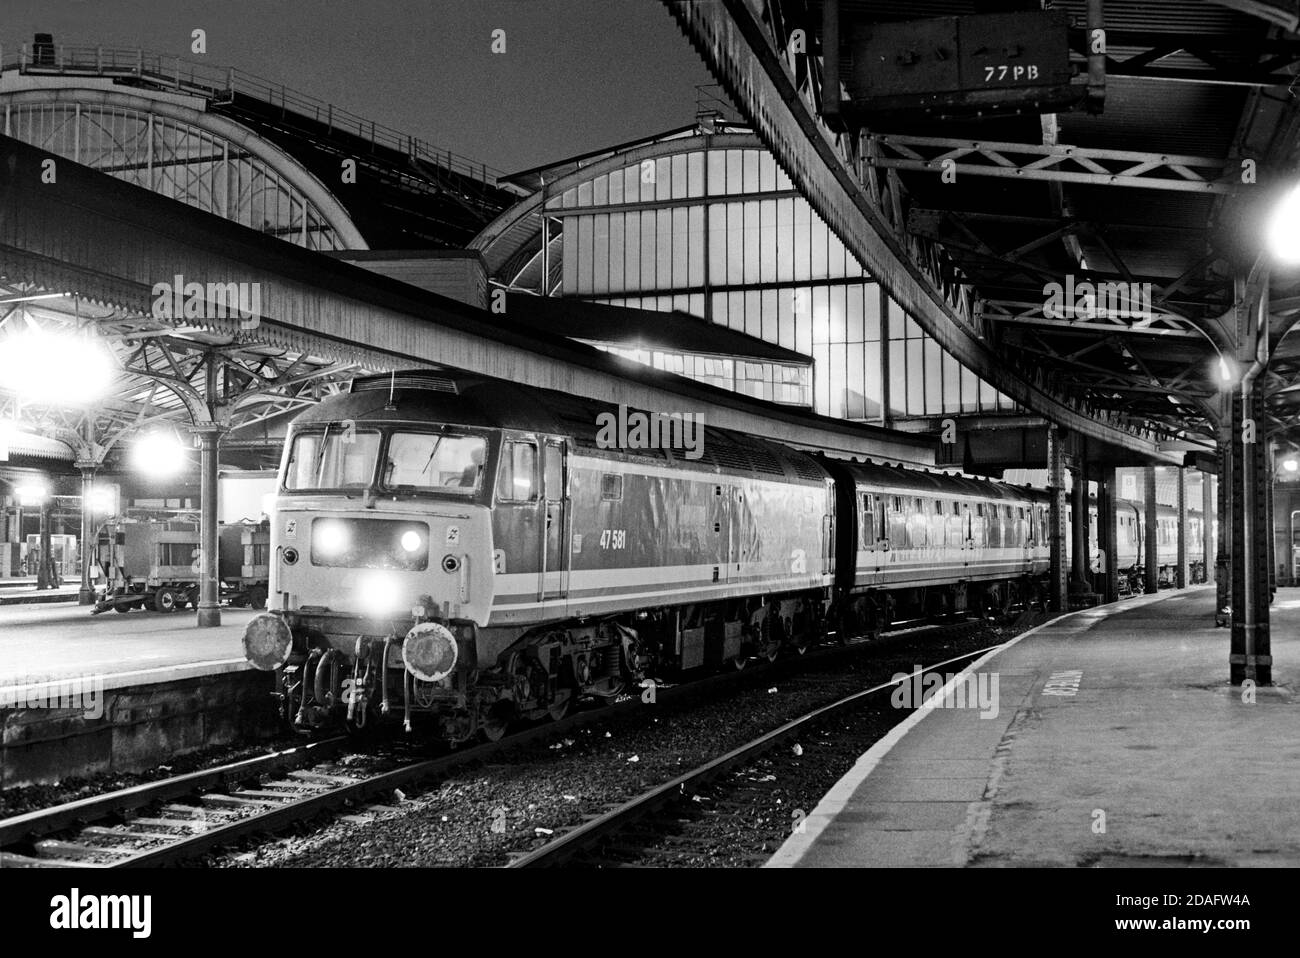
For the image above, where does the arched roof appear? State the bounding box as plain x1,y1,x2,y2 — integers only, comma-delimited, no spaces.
0,78,367,250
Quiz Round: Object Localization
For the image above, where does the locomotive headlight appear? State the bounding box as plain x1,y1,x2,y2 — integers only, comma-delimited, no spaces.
315,520,349,557
400,530,423,553
357,572,402,617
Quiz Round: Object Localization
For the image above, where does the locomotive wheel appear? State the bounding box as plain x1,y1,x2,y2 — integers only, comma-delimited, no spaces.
481,701,513,742
151,588,178,613
547,689,573,722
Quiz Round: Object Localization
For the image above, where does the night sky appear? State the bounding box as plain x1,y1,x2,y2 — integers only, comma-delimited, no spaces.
4,0,722,175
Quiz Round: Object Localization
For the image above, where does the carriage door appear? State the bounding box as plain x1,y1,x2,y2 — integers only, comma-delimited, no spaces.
541,440,568,602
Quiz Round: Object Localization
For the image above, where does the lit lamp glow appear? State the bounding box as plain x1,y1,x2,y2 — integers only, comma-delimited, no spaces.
314,520,349,557
1285,458,1298,474
14,483,48,507
131,430,189,476
1268,183,1300,265
0,328,114,405
87,485,117,514
358,571,402,617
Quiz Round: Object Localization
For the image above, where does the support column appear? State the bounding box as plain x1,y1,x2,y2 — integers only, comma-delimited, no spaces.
1230,389,1270,684
1143,466,1159,593
1201,470,1214,585
1047,426,1068,612
1267,451,1277,598
195,425,223,627
1096,466,1118,603
77,465,96,604
1175,466,1188,589
1216,405,1232,619
1069,461,1089,594
36,495,52,589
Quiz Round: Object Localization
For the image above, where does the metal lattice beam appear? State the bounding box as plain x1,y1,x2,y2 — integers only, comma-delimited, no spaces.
865,134,1239,194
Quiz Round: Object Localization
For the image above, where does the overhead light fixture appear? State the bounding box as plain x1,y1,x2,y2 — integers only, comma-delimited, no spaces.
1267,182,1300,264
0,328,115,405
14,482,48,506
1285,458,1298,474
131,430,190,477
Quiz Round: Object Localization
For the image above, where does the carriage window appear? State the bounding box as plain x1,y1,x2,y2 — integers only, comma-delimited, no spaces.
976,503,985,517
384,433,487,493
496,441,537,502
952,502,961,515
935,500,944,515
915,498,923,512
601,474,624,501
893,496,901,511
544,443,563,501
285,428,380,490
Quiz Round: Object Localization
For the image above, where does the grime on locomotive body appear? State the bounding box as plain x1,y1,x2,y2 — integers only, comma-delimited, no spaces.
242,372,1056,742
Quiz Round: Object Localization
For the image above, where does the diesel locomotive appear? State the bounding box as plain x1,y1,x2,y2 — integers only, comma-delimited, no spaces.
242,371,1191,742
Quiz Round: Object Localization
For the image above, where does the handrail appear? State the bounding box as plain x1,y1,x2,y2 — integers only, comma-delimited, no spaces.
0,41,506,188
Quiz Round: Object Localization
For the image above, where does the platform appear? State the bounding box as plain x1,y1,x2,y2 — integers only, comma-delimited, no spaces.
769,586,1300,868
0,602,252,689
0,604,274,787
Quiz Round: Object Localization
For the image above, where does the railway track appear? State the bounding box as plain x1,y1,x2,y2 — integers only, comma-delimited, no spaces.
506,644,1004,868
0,616,1010,868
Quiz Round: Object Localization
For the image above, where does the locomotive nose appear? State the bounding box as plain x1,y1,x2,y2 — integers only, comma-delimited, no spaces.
244,613,294,670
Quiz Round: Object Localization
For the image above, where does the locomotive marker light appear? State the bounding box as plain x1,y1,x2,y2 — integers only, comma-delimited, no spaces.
402,621,459,682
1267,182,1300,264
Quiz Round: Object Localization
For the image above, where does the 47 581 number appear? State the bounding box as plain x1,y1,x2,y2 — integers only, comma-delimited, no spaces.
599,529,627,550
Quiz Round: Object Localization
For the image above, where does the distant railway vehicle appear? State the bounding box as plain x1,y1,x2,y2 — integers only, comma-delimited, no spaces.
243,372,1070,741
93,518,269,613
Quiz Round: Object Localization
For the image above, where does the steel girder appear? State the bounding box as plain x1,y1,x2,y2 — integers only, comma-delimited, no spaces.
662,0,1178,461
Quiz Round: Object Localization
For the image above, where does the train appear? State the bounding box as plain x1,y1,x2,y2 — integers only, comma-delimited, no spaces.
242,371,1201,741
92,517,270,614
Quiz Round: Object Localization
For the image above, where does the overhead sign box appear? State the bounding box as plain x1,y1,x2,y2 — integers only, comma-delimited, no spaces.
845,11,1079,119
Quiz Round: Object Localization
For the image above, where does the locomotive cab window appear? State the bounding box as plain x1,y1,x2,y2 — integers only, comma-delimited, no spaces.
285,427,380,491
496,441,537,502
383,433,486,493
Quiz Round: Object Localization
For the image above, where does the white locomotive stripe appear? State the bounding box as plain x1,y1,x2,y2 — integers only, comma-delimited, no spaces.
494,561,823,593
568,453,830,488
491,574,830,613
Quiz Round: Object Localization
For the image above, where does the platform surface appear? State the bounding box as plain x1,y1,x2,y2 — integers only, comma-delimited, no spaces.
0,602,252,692
770,586,1300,868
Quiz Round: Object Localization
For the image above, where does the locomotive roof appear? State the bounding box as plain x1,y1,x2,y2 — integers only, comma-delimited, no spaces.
296,371,831,484
296,371,1051,498
835,458,1052,504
